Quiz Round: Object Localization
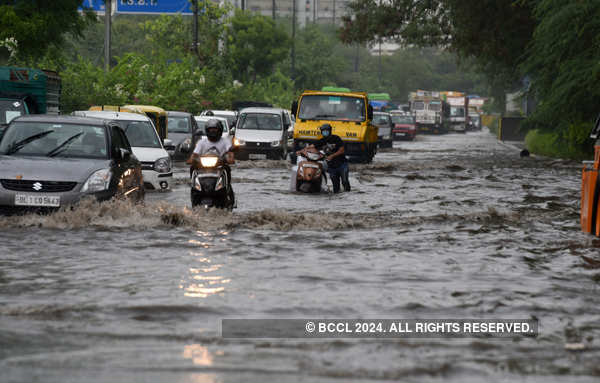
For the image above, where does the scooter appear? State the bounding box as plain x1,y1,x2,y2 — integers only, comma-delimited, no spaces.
295,146,327,193
191,150,235,210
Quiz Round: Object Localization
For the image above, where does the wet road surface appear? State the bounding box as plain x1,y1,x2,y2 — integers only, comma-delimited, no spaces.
1,129,599,382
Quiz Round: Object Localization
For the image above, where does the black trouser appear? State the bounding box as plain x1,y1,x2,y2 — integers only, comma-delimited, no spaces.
326,161,350,193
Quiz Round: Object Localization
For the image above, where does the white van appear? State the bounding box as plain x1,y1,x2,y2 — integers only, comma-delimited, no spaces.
232,107,292,160
72,111,173,191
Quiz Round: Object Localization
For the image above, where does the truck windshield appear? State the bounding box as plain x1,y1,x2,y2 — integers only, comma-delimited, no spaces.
450,107,465,117
411,101,425,111
428,102,441,112
299,95,365,122
0,99,27,124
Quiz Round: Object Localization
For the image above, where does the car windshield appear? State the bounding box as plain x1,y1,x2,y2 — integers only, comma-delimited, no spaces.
392,115,415,124
168,116,190,133
373,114,391,125
213,113,236,128
194,119,228,134
238,113,282,130
0,99,26,124
0,121,108,158
451,107,465,117
114,121,161,148
298,95,366,122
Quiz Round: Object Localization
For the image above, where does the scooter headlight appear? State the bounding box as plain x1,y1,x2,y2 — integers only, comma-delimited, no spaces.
200,156,218,167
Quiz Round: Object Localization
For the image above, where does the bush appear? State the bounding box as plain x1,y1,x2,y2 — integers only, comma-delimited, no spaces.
525,122,594,160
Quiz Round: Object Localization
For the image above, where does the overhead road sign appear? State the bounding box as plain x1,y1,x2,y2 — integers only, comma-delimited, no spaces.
116,0,193,14
79,0,107,14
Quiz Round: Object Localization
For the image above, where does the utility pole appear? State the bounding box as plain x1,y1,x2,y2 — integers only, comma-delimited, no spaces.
354,43,359,72
332,0,335,25
104,0,111,72
313,0,316,23
272,0,276,19
291,0,296,79
192,0,199,57
378,40,382,85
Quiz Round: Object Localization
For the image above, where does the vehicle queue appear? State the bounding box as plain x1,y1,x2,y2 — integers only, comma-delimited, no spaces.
0,87,483,213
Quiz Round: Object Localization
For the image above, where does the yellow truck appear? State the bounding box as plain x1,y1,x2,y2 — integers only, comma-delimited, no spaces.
290,89,378,163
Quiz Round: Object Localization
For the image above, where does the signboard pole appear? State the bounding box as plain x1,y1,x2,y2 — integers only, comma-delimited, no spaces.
104,0,111,71
192,0,199,56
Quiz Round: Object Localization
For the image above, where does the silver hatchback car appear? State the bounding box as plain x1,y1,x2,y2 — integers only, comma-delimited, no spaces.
0,115,144,213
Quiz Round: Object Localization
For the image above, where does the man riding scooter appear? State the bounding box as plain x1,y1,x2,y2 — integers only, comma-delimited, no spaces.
297,124,350,193
186,119,235,208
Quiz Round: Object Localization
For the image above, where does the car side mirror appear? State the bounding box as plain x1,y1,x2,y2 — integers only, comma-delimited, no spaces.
367,105,374,120
291,100,298,118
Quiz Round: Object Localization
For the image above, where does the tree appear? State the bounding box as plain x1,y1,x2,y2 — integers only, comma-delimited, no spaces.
0,0,95,64
522,0,600,129
340,0,536,104
224,9,289,83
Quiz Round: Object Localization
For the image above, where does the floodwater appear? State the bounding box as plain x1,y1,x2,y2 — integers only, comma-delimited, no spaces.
1,129,599,382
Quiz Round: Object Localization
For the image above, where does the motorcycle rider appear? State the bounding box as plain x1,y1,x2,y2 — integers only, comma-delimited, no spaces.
312,123,350,193
186,119,234,189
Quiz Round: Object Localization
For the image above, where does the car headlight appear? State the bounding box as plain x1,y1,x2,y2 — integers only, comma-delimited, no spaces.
271,140,282,147
154,157,171,173
81,168,112,193
200,156,218,167
181,138,192,152
234,138,245,146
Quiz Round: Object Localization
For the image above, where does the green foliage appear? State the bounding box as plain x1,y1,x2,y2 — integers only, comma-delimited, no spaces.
522,0,600,132
341,0,535,113
525,123,594,160
289,24,345,91
224,9,289,83
0,0,95,64
60,53,236,114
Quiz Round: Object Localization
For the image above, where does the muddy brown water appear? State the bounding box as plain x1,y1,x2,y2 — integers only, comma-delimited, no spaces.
1,129,599,382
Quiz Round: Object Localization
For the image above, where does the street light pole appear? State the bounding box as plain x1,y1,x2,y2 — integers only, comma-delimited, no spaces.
272,0,276,19
291,0,296,79
104,0,111,72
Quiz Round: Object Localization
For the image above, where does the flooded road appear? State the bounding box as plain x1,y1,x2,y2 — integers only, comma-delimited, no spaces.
1,129,599,382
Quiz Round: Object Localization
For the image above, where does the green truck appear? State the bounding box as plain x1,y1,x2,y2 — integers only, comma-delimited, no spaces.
0,66,61,136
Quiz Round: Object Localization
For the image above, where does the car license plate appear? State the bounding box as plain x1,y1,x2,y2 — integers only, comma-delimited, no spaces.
395,132,406,136
249,153,267,160
15,194,60,207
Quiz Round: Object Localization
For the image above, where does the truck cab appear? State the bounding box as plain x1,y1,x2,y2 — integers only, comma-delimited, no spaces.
0,66,61,138
290,89,378,163
408,90,449,134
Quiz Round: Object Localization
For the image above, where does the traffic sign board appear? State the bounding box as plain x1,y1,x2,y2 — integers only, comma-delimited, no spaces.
116,0,193,14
